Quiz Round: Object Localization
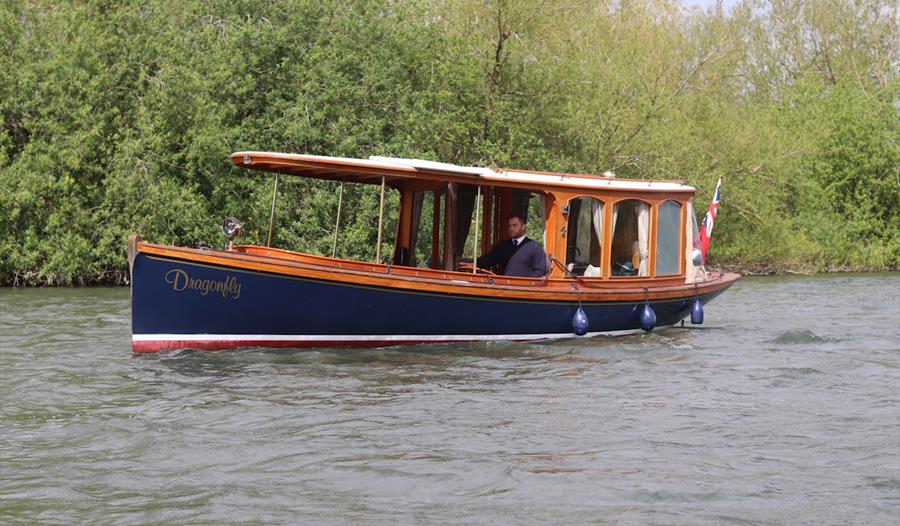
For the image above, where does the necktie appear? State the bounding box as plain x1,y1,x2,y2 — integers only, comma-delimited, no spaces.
513,239,519,247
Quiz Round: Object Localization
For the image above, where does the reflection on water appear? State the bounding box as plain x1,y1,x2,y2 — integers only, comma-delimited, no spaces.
1,275,899,524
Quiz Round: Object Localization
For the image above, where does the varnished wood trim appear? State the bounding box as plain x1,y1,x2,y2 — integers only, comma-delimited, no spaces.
136,241,739,304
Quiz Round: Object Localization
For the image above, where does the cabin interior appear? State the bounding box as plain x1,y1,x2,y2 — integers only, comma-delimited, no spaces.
235,152,700,283
381,180,698,282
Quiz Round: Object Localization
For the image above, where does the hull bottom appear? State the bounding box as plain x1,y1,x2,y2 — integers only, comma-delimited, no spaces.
132,326,675,354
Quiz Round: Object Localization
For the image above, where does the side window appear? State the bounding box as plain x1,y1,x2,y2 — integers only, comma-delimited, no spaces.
565,197,602,276
610,199,650,277
656,200,682,275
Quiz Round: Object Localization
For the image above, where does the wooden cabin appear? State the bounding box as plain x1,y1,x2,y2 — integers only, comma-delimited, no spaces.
230,152,704,287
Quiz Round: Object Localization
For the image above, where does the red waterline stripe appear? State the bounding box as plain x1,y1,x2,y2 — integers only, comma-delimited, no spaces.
131,338,472,354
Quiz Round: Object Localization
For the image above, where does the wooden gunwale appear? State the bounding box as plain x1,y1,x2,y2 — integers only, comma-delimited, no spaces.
238,245,689,289
138,242,738,303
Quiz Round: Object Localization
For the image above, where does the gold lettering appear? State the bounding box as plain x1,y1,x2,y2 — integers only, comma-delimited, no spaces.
165,269,189,292
164,268,242,300
232,279,241,299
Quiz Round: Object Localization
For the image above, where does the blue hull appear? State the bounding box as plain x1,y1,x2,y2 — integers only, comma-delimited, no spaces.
131,252,729,352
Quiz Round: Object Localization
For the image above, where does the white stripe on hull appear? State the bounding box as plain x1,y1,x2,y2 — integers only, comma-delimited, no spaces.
132,327,672,343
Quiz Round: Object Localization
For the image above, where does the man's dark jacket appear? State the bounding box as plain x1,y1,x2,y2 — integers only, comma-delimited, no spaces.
477,237,548,277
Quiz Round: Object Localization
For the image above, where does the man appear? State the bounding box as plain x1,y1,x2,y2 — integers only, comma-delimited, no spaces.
476,214,548,277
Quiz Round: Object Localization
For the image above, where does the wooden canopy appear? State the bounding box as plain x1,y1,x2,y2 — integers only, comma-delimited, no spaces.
229,151,694,194
230,151,487,187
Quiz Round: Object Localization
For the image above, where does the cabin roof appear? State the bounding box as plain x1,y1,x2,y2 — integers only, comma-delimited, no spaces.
230,151,695,193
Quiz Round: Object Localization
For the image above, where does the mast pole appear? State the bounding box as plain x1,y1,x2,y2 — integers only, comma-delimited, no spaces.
375,176,386,263
472,185,481,274
266,174,280,247
332,181,344,258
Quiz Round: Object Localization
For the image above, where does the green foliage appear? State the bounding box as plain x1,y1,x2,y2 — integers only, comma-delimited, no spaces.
1,0,896,284
790,79,900,270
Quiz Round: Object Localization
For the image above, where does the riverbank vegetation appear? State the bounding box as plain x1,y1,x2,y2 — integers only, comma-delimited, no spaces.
1,0,896,285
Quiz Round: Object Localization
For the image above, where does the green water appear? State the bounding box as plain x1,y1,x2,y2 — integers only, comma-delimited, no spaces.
1,275,899,524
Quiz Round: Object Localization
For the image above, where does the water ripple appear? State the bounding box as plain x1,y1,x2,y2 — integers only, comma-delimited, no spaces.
1,275,899,524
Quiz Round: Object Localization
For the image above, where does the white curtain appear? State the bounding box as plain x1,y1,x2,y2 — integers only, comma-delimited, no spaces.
637,202,649,276
612,203,619,239
591,200,602,262
685,199,706,282
685,200,697,283
612,203,620,274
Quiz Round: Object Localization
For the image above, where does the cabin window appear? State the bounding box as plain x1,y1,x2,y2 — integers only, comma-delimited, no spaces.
512,190,546,246
565,197,602,276
410,190,436,267
463,189,545,260
610,199,650,277
439,184,549,272
655,200,682,275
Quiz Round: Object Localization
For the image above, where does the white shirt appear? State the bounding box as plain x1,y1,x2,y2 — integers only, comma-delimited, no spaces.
512,235,526,247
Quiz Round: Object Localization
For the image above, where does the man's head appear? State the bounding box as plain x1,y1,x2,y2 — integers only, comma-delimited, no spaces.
507,214,527,239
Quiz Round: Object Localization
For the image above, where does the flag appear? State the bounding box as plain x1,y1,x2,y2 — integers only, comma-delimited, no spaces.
697,178,721,261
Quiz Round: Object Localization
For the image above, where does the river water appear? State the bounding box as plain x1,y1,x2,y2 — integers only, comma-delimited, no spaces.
1,275,898,525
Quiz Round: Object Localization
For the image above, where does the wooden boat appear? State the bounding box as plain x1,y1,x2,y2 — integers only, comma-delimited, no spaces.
128,151,739,353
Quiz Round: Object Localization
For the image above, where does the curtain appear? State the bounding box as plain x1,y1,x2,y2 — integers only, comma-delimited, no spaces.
455,185,475,258
684,199,706,282
685,200,696,283
637,202,650,276
408,192,425,266
612,203,619,238
443,184,457,270
612,203,620,273
591,200,602,261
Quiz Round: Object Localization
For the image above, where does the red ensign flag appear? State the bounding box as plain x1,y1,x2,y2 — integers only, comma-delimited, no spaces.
697,178,721,260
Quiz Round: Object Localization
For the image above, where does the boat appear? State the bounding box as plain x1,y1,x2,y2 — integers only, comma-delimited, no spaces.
128,151,739,353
